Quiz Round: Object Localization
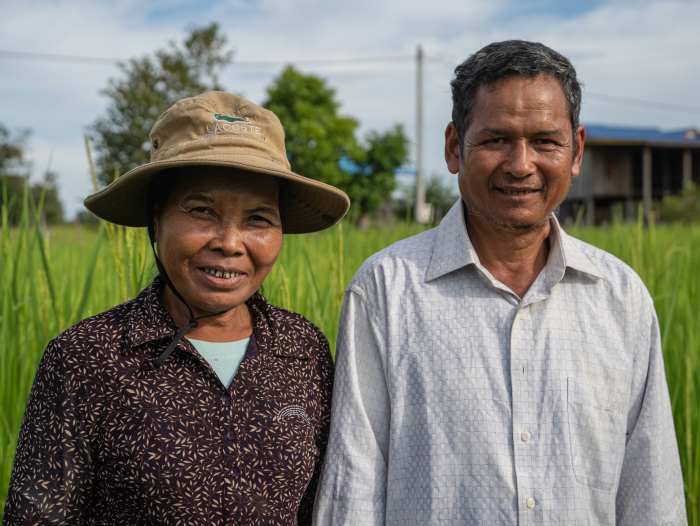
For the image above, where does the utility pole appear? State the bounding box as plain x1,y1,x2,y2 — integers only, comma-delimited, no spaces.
414,44,431,224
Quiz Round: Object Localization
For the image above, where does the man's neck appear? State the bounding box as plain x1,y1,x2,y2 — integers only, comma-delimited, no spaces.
464,207,552,300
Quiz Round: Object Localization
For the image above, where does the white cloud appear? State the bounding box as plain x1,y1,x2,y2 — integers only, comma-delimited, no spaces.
1,0,698,218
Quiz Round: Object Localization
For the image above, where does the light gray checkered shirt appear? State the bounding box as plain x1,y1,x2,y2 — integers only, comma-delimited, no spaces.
313,200,686,525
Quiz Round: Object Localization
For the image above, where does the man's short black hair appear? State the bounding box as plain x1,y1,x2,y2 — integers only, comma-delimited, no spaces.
450,40,582,151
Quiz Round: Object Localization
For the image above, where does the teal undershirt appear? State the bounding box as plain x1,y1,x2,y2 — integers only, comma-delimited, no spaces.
188,338,250,389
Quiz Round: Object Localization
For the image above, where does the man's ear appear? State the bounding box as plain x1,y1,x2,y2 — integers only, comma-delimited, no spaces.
445,122,462,175
570,124,586,179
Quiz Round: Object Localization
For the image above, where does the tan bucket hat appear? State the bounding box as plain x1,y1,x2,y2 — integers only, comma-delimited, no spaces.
84,91,350,234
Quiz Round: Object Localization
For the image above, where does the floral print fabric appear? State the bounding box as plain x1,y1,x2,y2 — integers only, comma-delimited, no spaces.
3,276,334,525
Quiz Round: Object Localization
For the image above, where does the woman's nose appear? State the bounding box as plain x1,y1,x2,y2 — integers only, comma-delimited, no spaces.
210,224,246,256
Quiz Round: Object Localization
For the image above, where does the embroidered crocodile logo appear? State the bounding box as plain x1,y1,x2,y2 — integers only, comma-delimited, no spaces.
276,405,313,428
213,113,249,123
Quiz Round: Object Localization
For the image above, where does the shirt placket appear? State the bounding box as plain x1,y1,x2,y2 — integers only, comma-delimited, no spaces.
219,348,264,522
511,303,540,525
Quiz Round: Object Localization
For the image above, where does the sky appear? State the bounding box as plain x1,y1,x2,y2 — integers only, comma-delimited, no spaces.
1,0,700,219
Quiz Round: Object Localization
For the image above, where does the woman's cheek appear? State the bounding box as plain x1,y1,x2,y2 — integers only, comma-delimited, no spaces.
249,230,283,274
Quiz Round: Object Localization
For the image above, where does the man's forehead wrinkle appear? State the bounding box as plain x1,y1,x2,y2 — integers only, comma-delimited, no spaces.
471,120,567,139
475,78,568,110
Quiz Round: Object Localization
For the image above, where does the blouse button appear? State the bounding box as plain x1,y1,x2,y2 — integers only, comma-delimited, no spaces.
229,468,240,477
226,430,237,441
221,396,231,406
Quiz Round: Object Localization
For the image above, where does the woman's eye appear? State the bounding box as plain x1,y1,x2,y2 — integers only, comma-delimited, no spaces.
191,206,210,214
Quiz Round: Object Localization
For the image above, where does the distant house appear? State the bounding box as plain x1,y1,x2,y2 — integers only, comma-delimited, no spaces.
559,125,700,225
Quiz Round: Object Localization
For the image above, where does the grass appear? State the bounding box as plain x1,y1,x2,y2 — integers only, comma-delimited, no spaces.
0,186,698,522
568,218,700,523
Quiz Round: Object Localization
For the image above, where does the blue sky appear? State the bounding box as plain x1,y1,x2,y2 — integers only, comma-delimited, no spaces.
1,0,699,219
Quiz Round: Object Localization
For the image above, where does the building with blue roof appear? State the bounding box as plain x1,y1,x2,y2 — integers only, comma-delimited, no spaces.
560,124,700,224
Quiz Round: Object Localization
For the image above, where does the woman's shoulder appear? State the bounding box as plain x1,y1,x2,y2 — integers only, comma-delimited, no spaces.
51,298,138,353
252,293,330,353
50,282,158,362
271,303,327,341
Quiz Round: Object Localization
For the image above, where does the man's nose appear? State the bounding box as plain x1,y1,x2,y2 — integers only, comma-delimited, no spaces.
503,140,536,178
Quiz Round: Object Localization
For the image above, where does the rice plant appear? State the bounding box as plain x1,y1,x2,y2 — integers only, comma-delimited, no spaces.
1,183,698,523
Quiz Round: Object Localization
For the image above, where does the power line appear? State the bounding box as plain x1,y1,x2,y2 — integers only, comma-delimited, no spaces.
0,49,118,65
585,92,700,114
232,55,415,67
0,48,415,67
2,48,699,115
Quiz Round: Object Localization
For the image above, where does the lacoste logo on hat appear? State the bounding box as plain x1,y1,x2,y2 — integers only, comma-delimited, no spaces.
213,113,250,123
206,114,261,135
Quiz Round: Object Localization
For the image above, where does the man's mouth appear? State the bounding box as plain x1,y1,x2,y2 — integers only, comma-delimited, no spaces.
496,188,539,195
201,268,241,279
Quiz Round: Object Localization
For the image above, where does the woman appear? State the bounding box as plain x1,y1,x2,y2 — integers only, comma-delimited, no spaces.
3,92,350,526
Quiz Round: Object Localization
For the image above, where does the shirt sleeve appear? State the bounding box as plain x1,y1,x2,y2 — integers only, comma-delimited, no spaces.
297,328,335,526
313,289,391,526
616,301,687,525
2,339,94,525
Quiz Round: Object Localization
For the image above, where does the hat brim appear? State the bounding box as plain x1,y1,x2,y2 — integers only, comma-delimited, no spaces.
83,153,351,234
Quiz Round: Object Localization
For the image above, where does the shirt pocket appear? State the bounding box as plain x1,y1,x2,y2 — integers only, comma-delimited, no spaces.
240,411,319,511
567,377,629,491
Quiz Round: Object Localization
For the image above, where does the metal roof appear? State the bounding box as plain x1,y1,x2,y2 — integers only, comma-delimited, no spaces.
583,124,700,148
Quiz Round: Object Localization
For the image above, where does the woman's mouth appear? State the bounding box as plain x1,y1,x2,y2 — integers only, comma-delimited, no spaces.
201,268,241,279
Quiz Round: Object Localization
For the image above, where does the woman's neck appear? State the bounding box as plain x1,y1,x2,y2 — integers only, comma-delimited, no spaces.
159,285,254,342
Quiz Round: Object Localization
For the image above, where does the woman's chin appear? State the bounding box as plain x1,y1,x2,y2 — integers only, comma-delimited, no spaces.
190,296,248,317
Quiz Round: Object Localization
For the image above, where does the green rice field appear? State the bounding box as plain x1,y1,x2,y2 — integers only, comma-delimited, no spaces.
1,190,699,522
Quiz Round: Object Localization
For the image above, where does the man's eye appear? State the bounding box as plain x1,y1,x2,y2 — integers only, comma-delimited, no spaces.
191,207,209,214
486,138,505,144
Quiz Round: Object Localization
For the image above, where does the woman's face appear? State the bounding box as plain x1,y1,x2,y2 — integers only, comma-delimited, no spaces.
154,168,283,318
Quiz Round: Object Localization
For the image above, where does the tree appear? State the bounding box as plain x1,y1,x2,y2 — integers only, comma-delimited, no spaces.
346,125,409,219
263,66,409,219
658,181,700,223
90,24,233,186
394,174,460,223
263,66,362,190
0,124,64,225
0,123,30,177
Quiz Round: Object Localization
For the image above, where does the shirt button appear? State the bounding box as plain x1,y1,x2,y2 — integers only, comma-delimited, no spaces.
229,468,240,477
521,431,531,443
221,396,231,406
226,430,237,441
526,497,536,509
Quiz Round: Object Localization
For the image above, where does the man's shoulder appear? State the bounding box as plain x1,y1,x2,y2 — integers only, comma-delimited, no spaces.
348,227,438,295
565,233,651,301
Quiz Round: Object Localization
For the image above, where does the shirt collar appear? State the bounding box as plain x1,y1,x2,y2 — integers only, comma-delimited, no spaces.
123,275,310,359
426,200,605,284
123,276,180,354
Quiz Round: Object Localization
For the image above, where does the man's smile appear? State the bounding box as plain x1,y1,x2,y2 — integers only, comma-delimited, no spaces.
493,185,542,196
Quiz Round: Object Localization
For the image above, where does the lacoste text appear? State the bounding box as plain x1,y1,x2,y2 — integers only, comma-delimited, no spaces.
206,123,262,135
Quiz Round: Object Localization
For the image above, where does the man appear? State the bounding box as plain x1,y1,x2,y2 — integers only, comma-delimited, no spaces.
313,41,686,525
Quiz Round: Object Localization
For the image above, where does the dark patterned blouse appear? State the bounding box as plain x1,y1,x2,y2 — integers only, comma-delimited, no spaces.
3,277,334,526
